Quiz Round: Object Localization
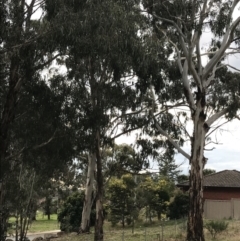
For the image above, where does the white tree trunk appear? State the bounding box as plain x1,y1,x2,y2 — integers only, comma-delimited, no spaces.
80,153,96,233
187,93,207,241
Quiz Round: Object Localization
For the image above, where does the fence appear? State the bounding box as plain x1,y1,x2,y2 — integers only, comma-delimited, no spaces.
75,219,187,241
204,198,240,220
62,219,240,241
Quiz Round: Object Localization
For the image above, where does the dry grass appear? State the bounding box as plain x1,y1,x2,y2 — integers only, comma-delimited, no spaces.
51,219,240,241
9,214,239,241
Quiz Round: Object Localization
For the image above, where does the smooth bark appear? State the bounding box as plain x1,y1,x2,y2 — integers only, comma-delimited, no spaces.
80,153,96,233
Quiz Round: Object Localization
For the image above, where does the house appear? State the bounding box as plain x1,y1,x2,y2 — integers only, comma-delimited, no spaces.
177,170,240,220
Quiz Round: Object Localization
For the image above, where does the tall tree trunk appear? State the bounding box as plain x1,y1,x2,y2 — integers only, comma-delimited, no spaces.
122,213,125,228
80,153,96,233
45,196,52,221
187,92,207,241
0,54,21,241
94,131,104,241
0,3,24,236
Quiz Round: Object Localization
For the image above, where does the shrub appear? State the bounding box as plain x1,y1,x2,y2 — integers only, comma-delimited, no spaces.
58,191,95,232
168,192,189,219
205,220,228,239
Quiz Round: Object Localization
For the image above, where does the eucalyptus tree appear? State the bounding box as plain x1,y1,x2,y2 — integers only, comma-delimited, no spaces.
0,1,74,239
103,144,150,179
141,1,240,240
1,61,77,241
0,0,57,174
44,1,148,240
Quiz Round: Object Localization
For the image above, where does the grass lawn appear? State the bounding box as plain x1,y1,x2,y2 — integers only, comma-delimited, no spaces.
8,211,59,233
28,212,59,233
8,213,240,240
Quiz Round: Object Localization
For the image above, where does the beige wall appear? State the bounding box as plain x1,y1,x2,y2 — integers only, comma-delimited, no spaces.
204,199,240,220
232,199,240,220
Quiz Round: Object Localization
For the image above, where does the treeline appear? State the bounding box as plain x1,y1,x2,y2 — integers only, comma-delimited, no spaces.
58,172,189,232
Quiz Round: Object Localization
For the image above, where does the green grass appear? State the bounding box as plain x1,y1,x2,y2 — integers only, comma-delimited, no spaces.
28,212,59,233
8,211,59,233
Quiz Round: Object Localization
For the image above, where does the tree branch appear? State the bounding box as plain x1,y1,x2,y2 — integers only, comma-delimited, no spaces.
203,15,240,79
205,119,230,139
205,109,228,127
34,53,61,71
152,14,187,41
182,61,196,112
155,26,183,72
226,64,240,72
151,114,190,160
6,130,57,161
196,38,203,77
111,126,140,140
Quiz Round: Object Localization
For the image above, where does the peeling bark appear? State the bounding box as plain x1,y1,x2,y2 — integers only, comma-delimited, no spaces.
187,90,207,241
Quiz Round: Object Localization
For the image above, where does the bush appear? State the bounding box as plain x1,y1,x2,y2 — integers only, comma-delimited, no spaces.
205,220,228,239
168,192,189,219
58,191,95,232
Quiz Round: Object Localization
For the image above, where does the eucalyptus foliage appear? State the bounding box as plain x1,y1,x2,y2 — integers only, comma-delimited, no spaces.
141,1,240,240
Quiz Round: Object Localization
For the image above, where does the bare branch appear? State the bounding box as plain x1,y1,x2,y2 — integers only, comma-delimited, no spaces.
204,147,216,151
152,14,187,41
196,38,203,77
187,52,202,89
111,126,140,140
205,109,228,127
152,114,190,160
179,50,239,60
105,107,146,139
6,130,57,161
146,85,190,160
34,53,61,71
205,62,217,87
176,114,191,140
155,26,183,72
235,115,240,121
205,119,230,139
32,130,57,149
191,0,208,49
182,61,196,112
226,64,240,72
